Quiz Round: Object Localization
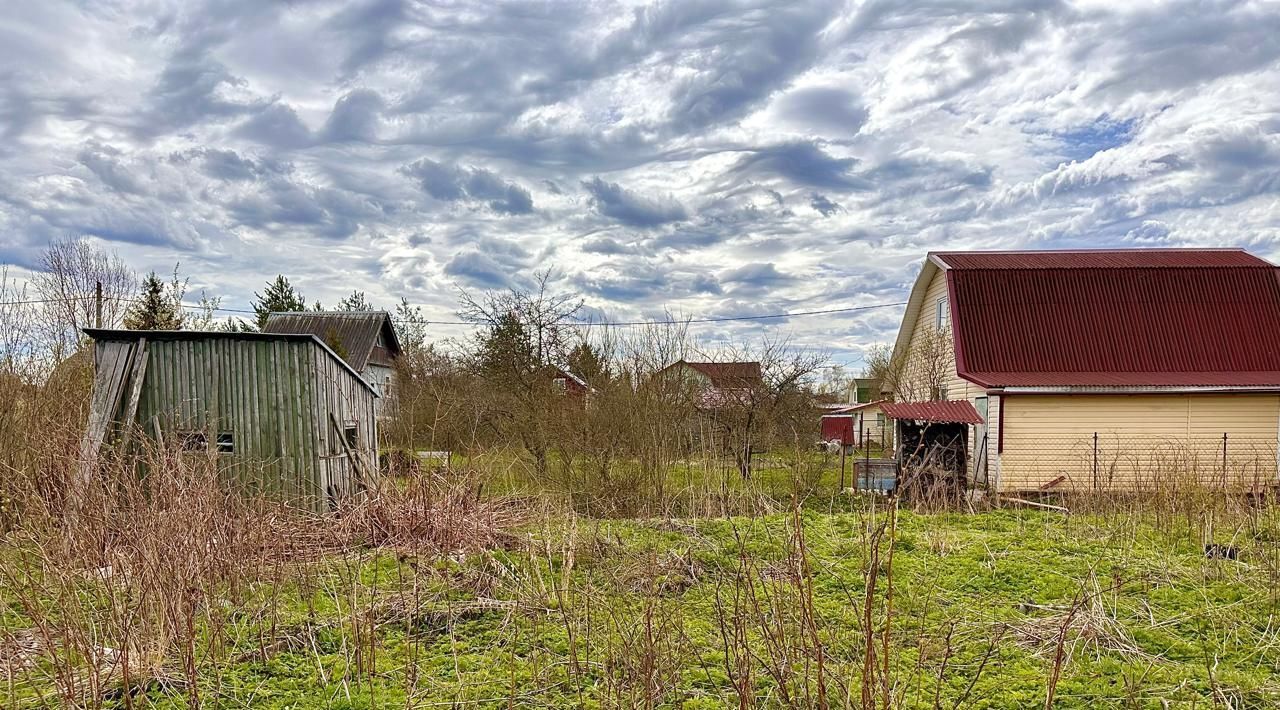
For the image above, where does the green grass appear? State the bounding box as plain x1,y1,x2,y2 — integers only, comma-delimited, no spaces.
7,505,1278,707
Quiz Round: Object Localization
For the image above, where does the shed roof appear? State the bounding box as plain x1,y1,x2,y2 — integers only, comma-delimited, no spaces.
262,311,401,372
882,400,984,424
918,249,1280,389
82,328,377,394
829,399,887,414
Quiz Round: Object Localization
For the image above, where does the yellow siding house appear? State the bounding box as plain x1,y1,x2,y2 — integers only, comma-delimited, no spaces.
886,249,1280,493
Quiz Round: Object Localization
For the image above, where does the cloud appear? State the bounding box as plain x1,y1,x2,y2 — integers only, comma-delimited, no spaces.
77,145,145,195
2,0,1280,365
810,193,841,216
443,250,513,289
730,141,871,191
235,103,312,149
773,86,868,135
401,159,535,214
321,89,385,142
663,0,842,130
581,176,687,226
193,148,280,181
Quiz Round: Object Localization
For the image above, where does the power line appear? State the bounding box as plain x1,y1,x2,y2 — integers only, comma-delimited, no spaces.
0,293,907,327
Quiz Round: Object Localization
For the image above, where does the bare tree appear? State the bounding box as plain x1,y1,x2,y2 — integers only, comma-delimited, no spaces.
697,338,826,479
864,325,954,402
0,266,42,378
457,270,582,372
33,236,136,360
456,270,583,476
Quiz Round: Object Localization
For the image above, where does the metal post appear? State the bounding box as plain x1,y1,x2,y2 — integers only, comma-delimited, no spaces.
864,429,871,491
1222,432,1228,488
839,444,846,492
1092,432,1099,492
94,281,103,328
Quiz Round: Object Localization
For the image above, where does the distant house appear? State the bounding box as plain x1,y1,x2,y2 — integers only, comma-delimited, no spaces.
659,360,763,409
550,366,591,397
826,400,890,447
263,311,401,414
846,377,883,404
80,329,378,512
887,248,1280,492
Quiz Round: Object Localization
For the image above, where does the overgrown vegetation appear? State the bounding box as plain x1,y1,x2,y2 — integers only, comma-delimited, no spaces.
3,239,1279,707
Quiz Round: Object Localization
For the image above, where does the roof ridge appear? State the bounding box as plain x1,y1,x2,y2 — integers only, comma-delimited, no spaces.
931,247,1248,255
267,310,391,315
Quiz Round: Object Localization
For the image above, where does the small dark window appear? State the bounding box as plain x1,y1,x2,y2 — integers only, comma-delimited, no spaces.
344,423,358,450
216,432,234,454
179,431,207,452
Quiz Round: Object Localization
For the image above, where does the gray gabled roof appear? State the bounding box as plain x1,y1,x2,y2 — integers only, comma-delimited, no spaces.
81,328,377,394
262,311,401,372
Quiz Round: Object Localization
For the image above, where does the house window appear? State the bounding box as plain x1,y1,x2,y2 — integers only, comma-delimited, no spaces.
936,297,950,330
876,413,886,427
344,423,359,451
179,431,207,452
552,377,568,393
216,432,235,454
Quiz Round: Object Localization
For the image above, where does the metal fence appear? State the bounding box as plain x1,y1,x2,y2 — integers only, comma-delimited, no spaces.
994,432,1279,493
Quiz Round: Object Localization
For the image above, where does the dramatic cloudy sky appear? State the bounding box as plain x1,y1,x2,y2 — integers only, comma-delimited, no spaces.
3,0,1279,365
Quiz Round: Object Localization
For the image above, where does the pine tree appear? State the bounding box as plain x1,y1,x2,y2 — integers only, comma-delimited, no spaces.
337,290,374,311
565,340,608,384
252,275,306,330
393,297,428,352
475,311,536,384
123,272,184,330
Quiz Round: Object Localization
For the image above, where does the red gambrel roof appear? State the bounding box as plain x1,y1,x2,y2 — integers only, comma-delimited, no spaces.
882,400,984,424
676,361,763,388
932,249,1280,388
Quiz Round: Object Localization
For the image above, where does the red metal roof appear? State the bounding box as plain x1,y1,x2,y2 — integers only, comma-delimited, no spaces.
934,248,1269,270
882,400,984,424
671,361,763,387
940,249,1280,388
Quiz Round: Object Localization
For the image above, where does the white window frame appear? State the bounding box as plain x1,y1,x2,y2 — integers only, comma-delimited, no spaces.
935,297,950,330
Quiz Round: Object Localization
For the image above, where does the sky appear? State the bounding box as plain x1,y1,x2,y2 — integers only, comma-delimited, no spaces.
2,0,1279,367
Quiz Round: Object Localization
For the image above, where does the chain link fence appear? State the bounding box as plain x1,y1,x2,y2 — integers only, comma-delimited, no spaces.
996,432,1279,493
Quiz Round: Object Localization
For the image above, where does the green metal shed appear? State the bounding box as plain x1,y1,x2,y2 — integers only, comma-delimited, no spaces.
79,329,379,511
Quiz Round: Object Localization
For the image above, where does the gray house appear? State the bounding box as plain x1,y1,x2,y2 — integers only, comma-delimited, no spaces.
262,311,401,415
80,329,378,511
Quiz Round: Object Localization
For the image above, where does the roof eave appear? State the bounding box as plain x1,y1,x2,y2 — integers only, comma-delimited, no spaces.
886,257,945,385
82,328,379,396
997,385,1280,395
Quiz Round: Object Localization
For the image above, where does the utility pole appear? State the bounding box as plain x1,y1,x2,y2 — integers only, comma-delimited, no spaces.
94,281,103,328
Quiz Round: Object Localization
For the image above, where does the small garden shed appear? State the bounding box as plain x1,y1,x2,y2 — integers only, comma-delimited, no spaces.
80,329,378,511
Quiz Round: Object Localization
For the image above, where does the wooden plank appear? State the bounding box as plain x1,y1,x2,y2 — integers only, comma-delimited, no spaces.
116,338,149,450
330,410,368,494
75,341,133,493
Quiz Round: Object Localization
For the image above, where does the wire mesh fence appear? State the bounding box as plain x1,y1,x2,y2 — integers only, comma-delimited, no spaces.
996,432,1279,494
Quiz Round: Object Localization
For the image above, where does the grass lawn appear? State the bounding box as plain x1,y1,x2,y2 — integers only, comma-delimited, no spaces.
7,503,1278,708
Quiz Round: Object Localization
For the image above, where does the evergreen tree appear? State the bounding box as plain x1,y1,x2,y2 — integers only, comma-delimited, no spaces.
393,297,429,352
123,272,184,330
565,340,608,384
475,311,537,384
251,275,306,330
337,290,374,311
